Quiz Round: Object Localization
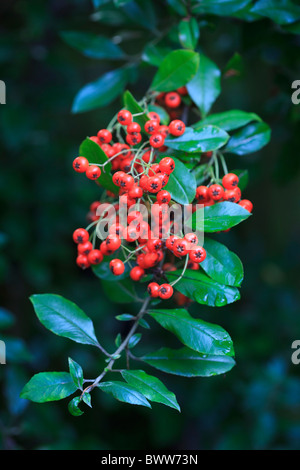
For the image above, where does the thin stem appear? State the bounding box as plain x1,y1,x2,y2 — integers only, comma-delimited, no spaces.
169,255,189,287
219,152,228,176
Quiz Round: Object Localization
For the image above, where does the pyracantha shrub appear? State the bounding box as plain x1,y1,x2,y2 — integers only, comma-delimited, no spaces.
21,43,270,413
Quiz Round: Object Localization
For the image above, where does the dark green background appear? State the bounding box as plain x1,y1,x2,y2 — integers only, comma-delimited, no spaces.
1,0,300,450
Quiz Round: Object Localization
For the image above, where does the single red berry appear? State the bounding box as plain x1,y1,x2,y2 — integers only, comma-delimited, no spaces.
208,184,224,201
223,189,239,203
147,282,160,298
117,109,132,126
166,235,180,251
76,254,90,270
121,174,135,190
112,171,126,187
158,125,169,138
156,190,171,204
100,240,111,256
165,92,181,108
123,225,139,242
239,199,253,212
168,120,185,136
187,261,200,270
189,246,206,263
147,238,163,252
177,86,188,95
77,241,93,256
86,165,101,180
87,249,103,265
105,234,121,252
158,283,173,299
73,228,89,244
126,122,141,134
128,184,143,199
184,233,198,246
144,252,159,268
109,223,125,237
120,157,133,173
89,136,100,145
148,111,160,123
147,176,163,193
73,157,89,173
149,133,165,148
196,186,210,203
139,174,150,190
173,238,190,257
109,259,125,276
97,129,112,144
157,173,169,187
144,119,159,135
126,133,142,146
130,266,145,281
159,157,175,175
222,173,239,190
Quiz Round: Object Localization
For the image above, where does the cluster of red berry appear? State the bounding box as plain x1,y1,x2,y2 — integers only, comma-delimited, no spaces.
195,173,253,213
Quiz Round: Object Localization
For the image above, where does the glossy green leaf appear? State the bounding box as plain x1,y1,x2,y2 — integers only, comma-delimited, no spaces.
97,381,151,407
142,347,236,377
163,156,196,204
251,0,300,25
178,18,200,50
150,50,200,92
72,68,128,113
101,278,137,302
122,370,180,411
20,372,77,403
123,90,149,128
120,0,157,31
187,201,251,232
68,397,84,416
165,126,229,153
202,238,244,287
192,0,252,16
166,269,240,307
60,31,125,60
194,110,261,132
79,137,118,193
187,54,221,117
224,122,271,155
142,43,173,67
68,357,84,390
148,308,234,355
128,333,142,349
30,294,100,348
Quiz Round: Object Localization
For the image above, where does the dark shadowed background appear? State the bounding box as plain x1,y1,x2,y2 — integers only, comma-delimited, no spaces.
1,0,300,450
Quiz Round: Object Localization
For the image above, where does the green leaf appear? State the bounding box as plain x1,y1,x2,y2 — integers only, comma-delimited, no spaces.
20,372,77,403
123,90,149,128
142,347,236,377
148,104,170,125
115,333,122,347
150,50,200,92
224,122,271,155
121,370,180,411
167,0,188,15
115,313,135,321
166,269,240,307
79,137,118,193
187,54,221,117
97,381,151,407
202,238,244,287
128,333,142,349
68,357,84,390
120,0,157,31
60,31,125,60
0,307,15,329
72,68,128,113
178,18,200,50
163,156,196,204
101,278,136,304
194,110,261,132
187,201,251,232
251,0,300,25
68,397,84,416
30,294,100,348
165,126,229,153
192,0,252,16
142,43,174,67
82,392,92,407
148,308,234,356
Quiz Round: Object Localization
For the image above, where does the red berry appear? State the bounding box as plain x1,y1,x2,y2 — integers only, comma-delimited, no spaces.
86,165,101,180
222,173,239,190
117,109,132,126
158,283,173,299
77,241,93,255
157,173,169,187
126,122,141,134
173,238,190,257
208,184,224,201
126,133,142,146
165,92,181,108
168,120,185,136
130,266,145,281
165,235,180,251
147,176,163,193
184,233,198,246
156,190,171,204
105,234,121,252
196,186,210,203
189,246,206,263
97,129,112,144
73,157,89,173
128,184,143,199
109,259,125,276
144,120,159,135
144,252,159,268
158,125,169,138
239,199,253,212
148,111,160,123
147,282,160,298
112,171,126,186
147,238,163,252
76,254,90,270
177,86,188,95
149,133,165,148
159,157,175,175
223,189,238,203
73,228,89,244
87,249,103,265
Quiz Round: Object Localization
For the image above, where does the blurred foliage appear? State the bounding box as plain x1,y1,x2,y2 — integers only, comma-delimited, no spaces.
0,0,300,450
